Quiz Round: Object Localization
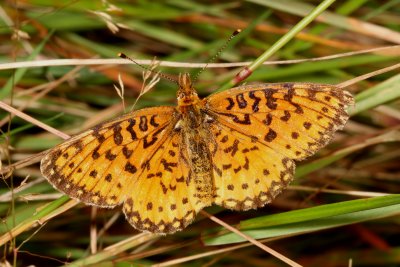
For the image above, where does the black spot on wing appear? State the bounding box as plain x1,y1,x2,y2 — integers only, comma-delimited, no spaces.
264,89,277,110
226,97,234,110
248,91,261,112
150,115,159,127
139,116,148,132
126,118,137,140
236,93,247,109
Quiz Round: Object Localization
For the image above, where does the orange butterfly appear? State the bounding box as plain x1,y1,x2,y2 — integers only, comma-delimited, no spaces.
41,73,353,234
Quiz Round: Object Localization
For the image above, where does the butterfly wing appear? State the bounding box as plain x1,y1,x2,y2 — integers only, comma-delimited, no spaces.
122,131,204,234
41,106,176,207
204,83,353,210
205,83,354,160
208,121,294,210
41,106,203,233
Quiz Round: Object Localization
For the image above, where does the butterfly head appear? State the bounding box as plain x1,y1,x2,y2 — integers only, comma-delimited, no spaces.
177,73,199,106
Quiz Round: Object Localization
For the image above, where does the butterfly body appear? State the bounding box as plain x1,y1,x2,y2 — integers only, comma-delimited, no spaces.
177,73,215,206
41,74,354,234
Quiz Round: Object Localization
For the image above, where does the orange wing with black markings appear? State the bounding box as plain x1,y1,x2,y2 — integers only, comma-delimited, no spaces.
41,106,205,233
204,83,353,209
41,107,176,207
123,131,206,233
208,121,295,211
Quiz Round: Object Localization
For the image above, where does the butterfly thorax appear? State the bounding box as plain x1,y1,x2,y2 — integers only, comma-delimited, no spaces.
176,73,214,205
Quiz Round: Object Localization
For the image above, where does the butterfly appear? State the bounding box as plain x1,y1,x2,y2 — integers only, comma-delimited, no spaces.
40,73,354,234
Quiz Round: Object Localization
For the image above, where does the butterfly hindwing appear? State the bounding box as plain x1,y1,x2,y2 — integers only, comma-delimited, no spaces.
123,131,206,234
208,121,294,210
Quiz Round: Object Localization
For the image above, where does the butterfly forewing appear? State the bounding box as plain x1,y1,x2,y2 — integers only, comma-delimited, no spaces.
204,83,354,160
41,106,176,207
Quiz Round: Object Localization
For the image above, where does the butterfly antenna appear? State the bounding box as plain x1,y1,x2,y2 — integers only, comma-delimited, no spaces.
192,29,241,83
118,53,179,85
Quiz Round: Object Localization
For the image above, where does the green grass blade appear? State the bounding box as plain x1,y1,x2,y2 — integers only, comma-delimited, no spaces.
351,73,400,115
218,0,336,91
204,195,400,245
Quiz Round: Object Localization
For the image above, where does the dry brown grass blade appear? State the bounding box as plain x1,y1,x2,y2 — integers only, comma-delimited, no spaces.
0,101,70,140
0,45,397,71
